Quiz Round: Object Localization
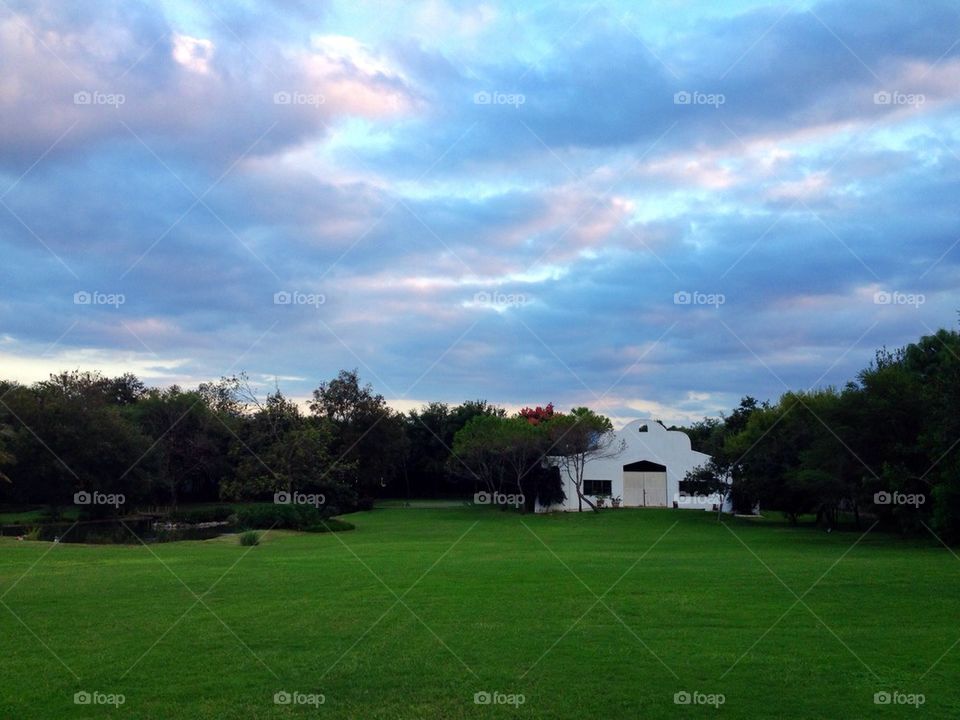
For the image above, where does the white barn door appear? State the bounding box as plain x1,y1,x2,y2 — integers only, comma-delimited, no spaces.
623,472,645,506
622,462,668,507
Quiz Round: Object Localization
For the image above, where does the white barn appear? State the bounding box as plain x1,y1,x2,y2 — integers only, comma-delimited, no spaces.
539,419,729,512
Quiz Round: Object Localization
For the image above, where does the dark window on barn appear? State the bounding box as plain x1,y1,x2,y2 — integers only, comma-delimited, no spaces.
584,480,612,496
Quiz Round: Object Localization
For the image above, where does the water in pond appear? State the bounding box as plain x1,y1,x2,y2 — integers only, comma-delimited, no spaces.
1,517,234,544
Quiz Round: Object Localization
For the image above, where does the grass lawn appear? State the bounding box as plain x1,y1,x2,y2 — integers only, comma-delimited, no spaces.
1,506,958,718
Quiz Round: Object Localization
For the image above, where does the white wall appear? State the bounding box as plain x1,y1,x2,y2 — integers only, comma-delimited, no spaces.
539,419,727,512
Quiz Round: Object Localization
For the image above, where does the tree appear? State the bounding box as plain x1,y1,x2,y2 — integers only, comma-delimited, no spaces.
0,419,15,486
404,402,454,499
680,397,762,518
451,414,509,494
518,403,555,425
681,460,731,521
0,374,152,516
493,417,548,512
727,391,848,525
222,386,354,509
451,413,560,512
133,386,232,506
310,370,406,505
548,407,623,512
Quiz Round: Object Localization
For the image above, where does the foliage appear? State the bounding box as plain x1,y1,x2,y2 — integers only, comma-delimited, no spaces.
5,326,960,540
0,371,153,515
452,407,565,511
402,400,505,498
233,503,329,530
548,407,621,512
133,387,233,506
310,370,406,502
685,329,960,538
219,385,357,514
518,403,556,425
239,530,260,546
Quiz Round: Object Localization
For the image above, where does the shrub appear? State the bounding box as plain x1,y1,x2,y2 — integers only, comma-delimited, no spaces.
23,526,41,541
239,531,260,546
234,503,327,531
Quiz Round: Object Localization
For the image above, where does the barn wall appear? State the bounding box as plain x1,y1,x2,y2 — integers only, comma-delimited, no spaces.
538,419,723,512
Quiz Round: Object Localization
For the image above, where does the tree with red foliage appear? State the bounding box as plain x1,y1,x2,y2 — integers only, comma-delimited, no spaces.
518,402,556,425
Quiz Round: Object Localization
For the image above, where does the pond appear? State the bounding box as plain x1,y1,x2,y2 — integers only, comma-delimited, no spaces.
1,517,235,544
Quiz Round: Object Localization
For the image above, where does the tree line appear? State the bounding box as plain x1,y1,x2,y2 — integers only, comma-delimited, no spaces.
0,370,597,516
2,326,959,539
683,328,960,540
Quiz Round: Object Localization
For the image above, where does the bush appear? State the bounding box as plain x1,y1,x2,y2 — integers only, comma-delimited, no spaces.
167,505,234,524
234,503,327,531
239,531,260,546
23,526,41,541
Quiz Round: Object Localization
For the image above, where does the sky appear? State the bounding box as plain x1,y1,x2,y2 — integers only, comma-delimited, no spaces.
1,0,959,427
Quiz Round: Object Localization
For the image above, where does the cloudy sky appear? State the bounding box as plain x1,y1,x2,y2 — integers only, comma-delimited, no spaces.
1,0,958,425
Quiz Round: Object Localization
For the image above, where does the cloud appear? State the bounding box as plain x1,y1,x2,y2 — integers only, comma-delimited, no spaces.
0,1,416,168
171,33,215,74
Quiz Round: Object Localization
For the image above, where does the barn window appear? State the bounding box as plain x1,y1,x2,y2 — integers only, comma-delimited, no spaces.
584,480,612,496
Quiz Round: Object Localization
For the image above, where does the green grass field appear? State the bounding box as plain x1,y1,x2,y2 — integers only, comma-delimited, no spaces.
1,506,958,718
